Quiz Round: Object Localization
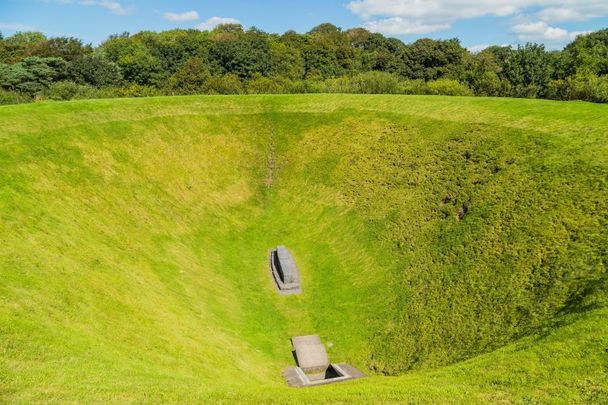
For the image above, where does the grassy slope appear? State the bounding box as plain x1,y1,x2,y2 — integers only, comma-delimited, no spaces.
0,95,606,402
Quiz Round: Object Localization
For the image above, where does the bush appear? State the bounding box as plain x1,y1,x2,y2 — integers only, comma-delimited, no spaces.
0,89,31,105
511,84,542,99
288,79,324,94
352,71,402,94
246,75,292,94
109,83,162,98
205,74,245,95
322,77,357,93
400,79,430,95
469,71,510,97
400,79,473,97
426,79,473,96
548,73,608,103
546,79,569,101
40,81,98,101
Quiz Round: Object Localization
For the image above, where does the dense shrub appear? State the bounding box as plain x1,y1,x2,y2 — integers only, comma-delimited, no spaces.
40,81,98,101
352,71,402,94
469,71,509,97
288,79,324,94
0,89,31,105
247,74,293,94
547,73,608,103
400,79,473,96
426,79,473,96
400,79,431,95
322,76,357,93
205,74,245,95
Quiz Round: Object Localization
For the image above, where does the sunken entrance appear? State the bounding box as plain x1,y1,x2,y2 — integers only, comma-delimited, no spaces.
283,335,366,387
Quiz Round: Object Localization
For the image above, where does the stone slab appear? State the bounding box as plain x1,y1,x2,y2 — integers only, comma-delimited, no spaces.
269,248,301,295
291,335,330,372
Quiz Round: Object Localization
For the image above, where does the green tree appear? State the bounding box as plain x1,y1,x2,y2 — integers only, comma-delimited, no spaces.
168,57,211,94
396,38,467,81
502,43,554,98
1,25,608,103
462,48,510,96
208,27,271,79
1,32,47,63
304,23,360,78
29,37,93,61
0,56,67,95
152,30,212,75
68,53,123,87
101,35,164,85
268,41,305,80
347,29,405,72
563,29,608,77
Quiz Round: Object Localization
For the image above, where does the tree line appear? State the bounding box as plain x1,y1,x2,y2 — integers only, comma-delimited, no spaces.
1,23,607,104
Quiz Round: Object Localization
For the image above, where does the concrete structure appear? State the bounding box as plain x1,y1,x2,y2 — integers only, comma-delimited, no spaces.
269,246,301,295
291,335,330,380
283,363,366,388
283,335,366,387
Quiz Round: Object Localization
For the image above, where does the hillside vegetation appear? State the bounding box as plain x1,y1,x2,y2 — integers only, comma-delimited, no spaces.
0,94,607,402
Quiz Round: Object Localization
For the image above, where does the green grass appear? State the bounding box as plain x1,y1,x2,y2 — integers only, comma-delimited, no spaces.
0,94,607,403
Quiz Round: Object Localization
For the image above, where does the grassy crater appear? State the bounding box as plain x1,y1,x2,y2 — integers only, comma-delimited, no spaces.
1,94,607,402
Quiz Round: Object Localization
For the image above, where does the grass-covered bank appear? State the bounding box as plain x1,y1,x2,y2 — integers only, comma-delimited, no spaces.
1,94,607,402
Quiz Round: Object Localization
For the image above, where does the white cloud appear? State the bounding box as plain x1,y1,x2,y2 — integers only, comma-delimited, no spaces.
537,3,608,23
512,21,592,42
196,16,241,31
467,44,491,53
362,17,450,35
512,21,568,41
467,44,513,53
347,0,527,22
163,11,199,22
0,22,37,31
570,30,593,39
537,8,586,23
346,0,608,38
52,0,133,16
85,0,132,15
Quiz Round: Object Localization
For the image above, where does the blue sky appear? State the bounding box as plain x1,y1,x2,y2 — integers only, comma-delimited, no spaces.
1,0,607,50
